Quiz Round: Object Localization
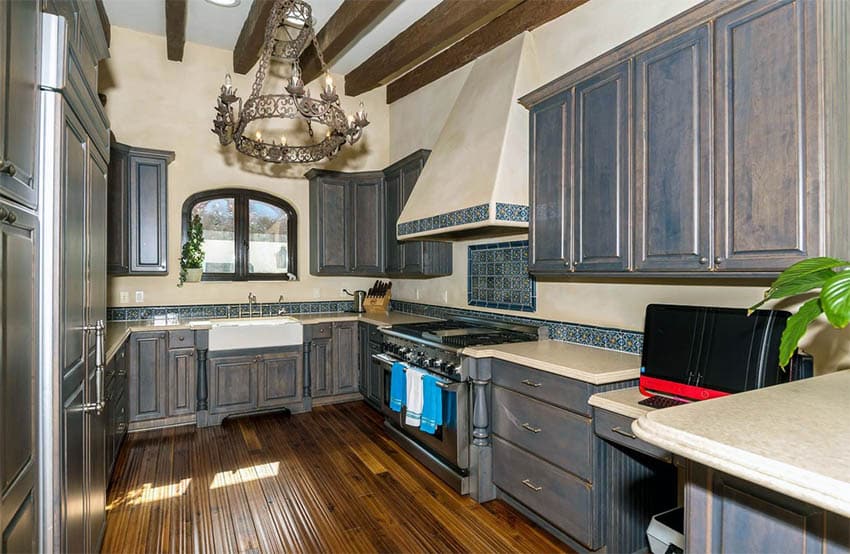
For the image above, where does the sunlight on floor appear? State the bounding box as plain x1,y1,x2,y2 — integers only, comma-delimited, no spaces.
209,461,280,489
107,478,192,510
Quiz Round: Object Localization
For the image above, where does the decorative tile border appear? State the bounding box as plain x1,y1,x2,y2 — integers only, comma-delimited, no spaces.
397,202,529,237
390,300,643,355
468,240,535,312
107,300,354,322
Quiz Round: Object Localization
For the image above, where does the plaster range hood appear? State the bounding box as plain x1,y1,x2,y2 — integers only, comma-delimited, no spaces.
396,33,541,241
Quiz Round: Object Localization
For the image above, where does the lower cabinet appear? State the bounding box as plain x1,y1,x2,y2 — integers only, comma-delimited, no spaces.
332,322,359,395
310,337,333,398
208,347,303,423
359,322,383,410
306,322,361,404
167,347,196,416
105,341,129,477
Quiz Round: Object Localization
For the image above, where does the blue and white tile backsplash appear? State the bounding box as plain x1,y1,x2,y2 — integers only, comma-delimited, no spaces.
467,240,535,312
107,300,354,322
397,202,528,237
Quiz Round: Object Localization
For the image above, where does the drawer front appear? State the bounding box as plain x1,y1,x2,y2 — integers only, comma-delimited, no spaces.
307,323,332,340
493,436,593,548
492,359,592,416
368,324,382,343
493,387,593,481
594,408,672,462
168,329,195,349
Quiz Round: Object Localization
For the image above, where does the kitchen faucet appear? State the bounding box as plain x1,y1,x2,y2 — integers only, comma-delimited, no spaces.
245,292,258,318
277,294,287,315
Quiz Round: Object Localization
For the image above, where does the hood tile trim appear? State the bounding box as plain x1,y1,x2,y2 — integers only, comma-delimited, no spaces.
398,202,528,237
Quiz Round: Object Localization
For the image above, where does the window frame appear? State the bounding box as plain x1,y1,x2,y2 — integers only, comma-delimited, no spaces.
181,188,298,281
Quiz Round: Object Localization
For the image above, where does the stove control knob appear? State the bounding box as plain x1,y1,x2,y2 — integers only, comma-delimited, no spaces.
398,347,410,356
433,359,446,371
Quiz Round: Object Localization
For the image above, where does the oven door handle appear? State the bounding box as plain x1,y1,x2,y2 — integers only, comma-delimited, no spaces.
372,353,398,365
435,380,464,392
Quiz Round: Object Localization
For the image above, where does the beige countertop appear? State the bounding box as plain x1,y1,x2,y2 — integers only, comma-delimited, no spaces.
588,387,654,419
105,311,437,362
463,340,641,385
632,371,850,518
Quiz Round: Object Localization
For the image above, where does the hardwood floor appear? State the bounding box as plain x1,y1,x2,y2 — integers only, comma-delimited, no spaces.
101,402,573,553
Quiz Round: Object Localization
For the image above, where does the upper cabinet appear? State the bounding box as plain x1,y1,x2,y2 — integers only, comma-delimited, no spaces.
0,0,39,208
107,143,174,275
521,0,847,277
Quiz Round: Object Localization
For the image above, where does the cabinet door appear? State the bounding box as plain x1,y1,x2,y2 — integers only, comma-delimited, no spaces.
574,61,631,272
401,164,424,274
167,347,196,416
529,92,572,273
0,202,36,553
88,151,108,325
332,322,359,395
310,339,333,398
62,384,86,554
257,350,302,408
310,176,350,274
367,356,382,405
128,332,168,422
128,155,168,273
208,356,256,414
384,170,403,274
713,0,819,271
351,178,384,274
634,26,711,271
106,147,129,273
0,0,39,208
358,324,369,397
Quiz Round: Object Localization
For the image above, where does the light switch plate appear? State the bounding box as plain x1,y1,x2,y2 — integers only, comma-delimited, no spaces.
119,291,129,304
135,291,144,303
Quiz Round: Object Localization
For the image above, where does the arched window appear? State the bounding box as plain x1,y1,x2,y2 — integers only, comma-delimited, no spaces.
182,189,297,281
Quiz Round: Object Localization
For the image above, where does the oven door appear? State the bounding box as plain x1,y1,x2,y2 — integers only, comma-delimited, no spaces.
372,353,469,470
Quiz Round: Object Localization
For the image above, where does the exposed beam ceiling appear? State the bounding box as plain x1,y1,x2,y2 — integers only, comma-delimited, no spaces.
298,0,394,85
165,0,188,61
387,0,588,103
343,0,523,97
233,0,275,74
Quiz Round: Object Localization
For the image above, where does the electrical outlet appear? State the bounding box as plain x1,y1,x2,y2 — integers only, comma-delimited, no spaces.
415,288,420,300
119,291,129,304
443,290,448,304
312,288,321,299
135,290,144,303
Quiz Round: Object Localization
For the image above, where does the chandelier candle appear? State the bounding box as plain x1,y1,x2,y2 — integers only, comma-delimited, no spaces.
211,0,369,164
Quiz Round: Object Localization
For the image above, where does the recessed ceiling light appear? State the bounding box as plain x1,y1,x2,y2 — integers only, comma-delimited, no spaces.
204,0,241,7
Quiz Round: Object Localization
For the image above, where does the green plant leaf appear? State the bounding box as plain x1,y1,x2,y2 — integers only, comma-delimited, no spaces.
749,257,848,313
820,270,850,328
779,298,822,367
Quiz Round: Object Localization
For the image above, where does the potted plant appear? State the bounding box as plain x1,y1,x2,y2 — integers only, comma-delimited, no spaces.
179,214,205,287
750,257,850,366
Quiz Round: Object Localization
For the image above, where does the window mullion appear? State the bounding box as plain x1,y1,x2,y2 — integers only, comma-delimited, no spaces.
237,194,249,280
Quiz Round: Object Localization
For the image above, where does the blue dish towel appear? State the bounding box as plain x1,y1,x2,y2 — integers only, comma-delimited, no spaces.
419,374,444,435
389,362,406,412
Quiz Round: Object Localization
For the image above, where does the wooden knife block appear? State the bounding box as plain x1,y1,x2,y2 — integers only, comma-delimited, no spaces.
364,291,391,313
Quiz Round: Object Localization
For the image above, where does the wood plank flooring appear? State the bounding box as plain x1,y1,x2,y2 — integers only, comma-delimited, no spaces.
101,402,573,554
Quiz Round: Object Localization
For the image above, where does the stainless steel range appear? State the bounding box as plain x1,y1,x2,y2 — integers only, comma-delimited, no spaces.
375,317,544,494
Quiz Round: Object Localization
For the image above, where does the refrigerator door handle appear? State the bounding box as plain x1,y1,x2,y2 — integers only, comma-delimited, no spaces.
82,320,105,414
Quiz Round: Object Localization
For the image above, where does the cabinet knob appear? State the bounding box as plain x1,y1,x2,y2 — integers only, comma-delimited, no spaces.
0,207,7,222
715,256,723,265
0,160,16,176
699,257,708,265
5,211,15,224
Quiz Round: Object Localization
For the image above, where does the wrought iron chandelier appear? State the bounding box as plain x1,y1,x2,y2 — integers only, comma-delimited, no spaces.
212,0,369,164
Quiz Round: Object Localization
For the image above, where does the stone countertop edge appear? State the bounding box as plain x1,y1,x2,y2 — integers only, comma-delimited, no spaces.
631,373,850,519
104,312,439,363
588,387,652,419
463,340,641,385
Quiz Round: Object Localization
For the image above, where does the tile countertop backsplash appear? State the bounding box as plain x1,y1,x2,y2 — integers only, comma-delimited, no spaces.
468,240,536,312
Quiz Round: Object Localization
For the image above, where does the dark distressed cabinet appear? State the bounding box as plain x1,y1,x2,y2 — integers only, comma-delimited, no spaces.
0,0,39,209
209,355,255,416
384,150,453,277
0,201,37,554
308,325,333,399
167,348,196,417
105,342,129,477
128,332,168,422
521,0,850,277
359,322,383,410
307,169,385,276
332,322,359,395
306,322,360,402
107,143,174,275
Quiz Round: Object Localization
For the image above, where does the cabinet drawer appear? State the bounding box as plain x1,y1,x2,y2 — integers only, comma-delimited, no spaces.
594,408,672,463
492,359,591,416
367,324,382,343
168,329,194,349
493,387,592,481
307,323,332,340
493,436,593,548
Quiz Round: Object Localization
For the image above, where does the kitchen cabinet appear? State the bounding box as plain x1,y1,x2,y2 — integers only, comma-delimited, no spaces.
207,346,303,424
306,322,361,402
521,0,849,277
0,200,37,554
359,322,383,410
358,323,370,398
107,143,174,275
307,170,385,276
384,150,453,277
332,322,359,395
309,337,333,398
128,332,168,422
105,342,129,477
0,0,39,209
167,348,196,416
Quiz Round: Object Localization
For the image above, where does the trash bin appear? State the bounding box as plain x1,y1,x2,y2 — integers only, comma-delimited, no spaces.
647,506,684,554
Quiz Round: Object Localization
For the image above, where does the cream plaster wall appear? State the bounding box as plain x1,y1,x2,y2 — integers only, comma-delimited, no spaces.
388,0,850,372
101,27,389,306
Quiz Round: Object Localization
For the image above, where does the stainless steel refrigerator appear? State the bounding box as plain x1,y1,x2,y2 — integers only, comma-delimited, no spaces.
38,11,109,554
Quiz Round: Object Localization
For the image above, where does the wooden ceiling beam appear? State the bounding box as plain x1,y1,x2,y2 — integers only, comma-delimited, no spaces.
165,0,188,62
299,0,394,85
233,0,275,74
344,0,524,97
386,0,588,104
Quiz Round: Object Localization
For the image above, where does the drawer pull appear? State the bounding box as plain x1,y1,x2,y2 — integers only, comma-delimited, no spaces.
521,478,542,492
178,336,185,341
611,426,637,440
521,422,541,434
520,379,542,388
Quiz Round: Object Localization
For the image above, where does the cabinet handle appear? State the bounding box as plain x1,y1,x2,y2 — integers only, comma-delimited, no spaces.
0,207,7,222
521,379,541,388
521,479,542,492
0,160,16,176
611,426,637,440
699,257,708,265
178,335,185,341
521,422,541,433
715,256,723,265
5,211,15,224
